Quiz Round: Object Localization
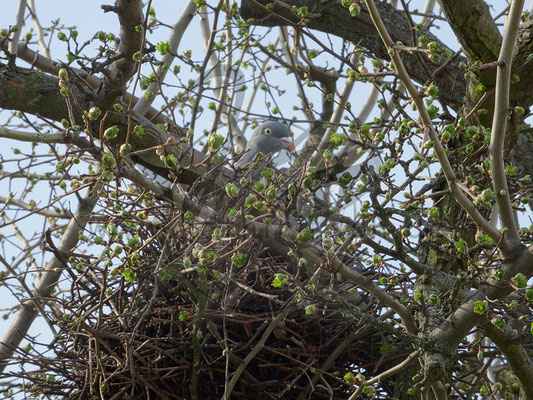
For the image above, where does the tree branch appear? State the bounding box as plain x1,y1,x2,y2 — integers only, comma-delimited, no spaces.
0,188,100,373
95,0,144,106
133,0,197,115
489,0,524,245
240,0,467,109
437,0,501,63
364,0,506,253
482,322,533,399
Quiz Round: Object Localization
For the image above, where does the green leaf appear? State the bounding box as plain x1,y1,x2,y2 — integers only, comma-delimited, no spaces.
244,194,256,207
252,200,266,211
296,228,312,243
330,132,346,148
349,3,361,16
297,6,308,17
225,183,239,198
272,273,287,288
184,210,195,221
344,372,355,384
512,273,527,288
338,172,352,186
156,41,170,55
473,300,487,315
265,186,276,202
231,252,247,268
305,305,316,315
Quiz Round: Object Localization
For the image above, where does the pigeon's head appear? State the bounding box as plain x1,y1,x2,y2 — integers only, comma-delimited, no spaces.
234,121,294,169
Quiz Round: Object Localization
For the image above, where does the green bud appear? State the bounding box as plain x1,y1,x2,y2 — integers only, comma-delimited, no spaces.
225,183,239,198
296,228,312,243
426,83,439,97
512,273,528,288
427,41,439,52
136,211,148,220
265,186,276,202
428,207,439,219
338,172,352,186
87,107,102,121
163,154,177,169
58,68,68,80
103,125,119,139
208,133,224,152
305,305,316,314
323,148,333,164
244,194,256,207
133,125,145,136
101,153,116,169
253,200,266,211
261,167,274,180
254,181,265,192
491,317,504,328
106,224,117,237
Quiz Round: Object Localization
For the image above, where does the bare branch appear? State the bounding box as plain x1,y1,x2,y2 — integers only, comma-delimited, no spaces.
364,0,506,253
0,188,100,373
0,126,66,144
483,322,533,398
241,0,467,109
489,0,524,245
133,0,197,115
8,0,27,57
349,349,421,399
437,0,501,63
95,0,144,106
27,0,51,59
309,53,359,167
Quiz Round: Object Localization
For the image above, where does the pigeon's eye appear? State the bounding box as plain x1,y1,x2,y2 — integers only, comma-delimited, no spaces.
264,128,272,136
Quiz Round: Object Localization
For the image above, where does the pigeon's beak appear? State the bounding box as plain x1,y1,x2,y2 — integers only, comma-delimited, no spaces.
280,137,295,152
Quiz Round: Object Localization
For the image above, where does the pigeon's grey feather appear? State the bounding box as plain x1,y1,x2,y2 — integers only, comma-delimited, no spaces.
234,121,293,170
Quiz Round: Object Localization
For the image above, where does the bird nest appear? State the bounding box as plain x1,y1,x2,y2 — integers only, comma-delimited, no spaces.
18,210,401,400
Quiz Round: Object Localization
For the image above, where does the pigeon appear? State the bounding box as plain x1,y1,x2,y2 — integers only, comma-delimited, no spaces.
234,121,294,170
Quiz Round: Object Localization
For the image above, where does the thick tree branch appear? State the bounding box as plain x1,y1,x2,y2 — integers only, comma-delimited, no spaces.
0,64,233,189
4,41,169,125
364,0,506,252
482,323,533,399
427,244,533,368
0,189,100,372
490,0,524,245
0,64,91,122
95,0,144,107
240,0,467,109
437,0,501,63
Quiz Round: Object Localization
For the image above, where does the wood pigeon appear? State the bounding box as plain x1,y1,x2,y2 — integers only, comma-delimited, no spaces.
234,121,294,170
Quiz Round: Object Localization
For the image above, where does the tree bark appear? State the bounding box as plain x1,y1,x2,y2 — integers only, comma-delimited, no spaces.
241,0,467,109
